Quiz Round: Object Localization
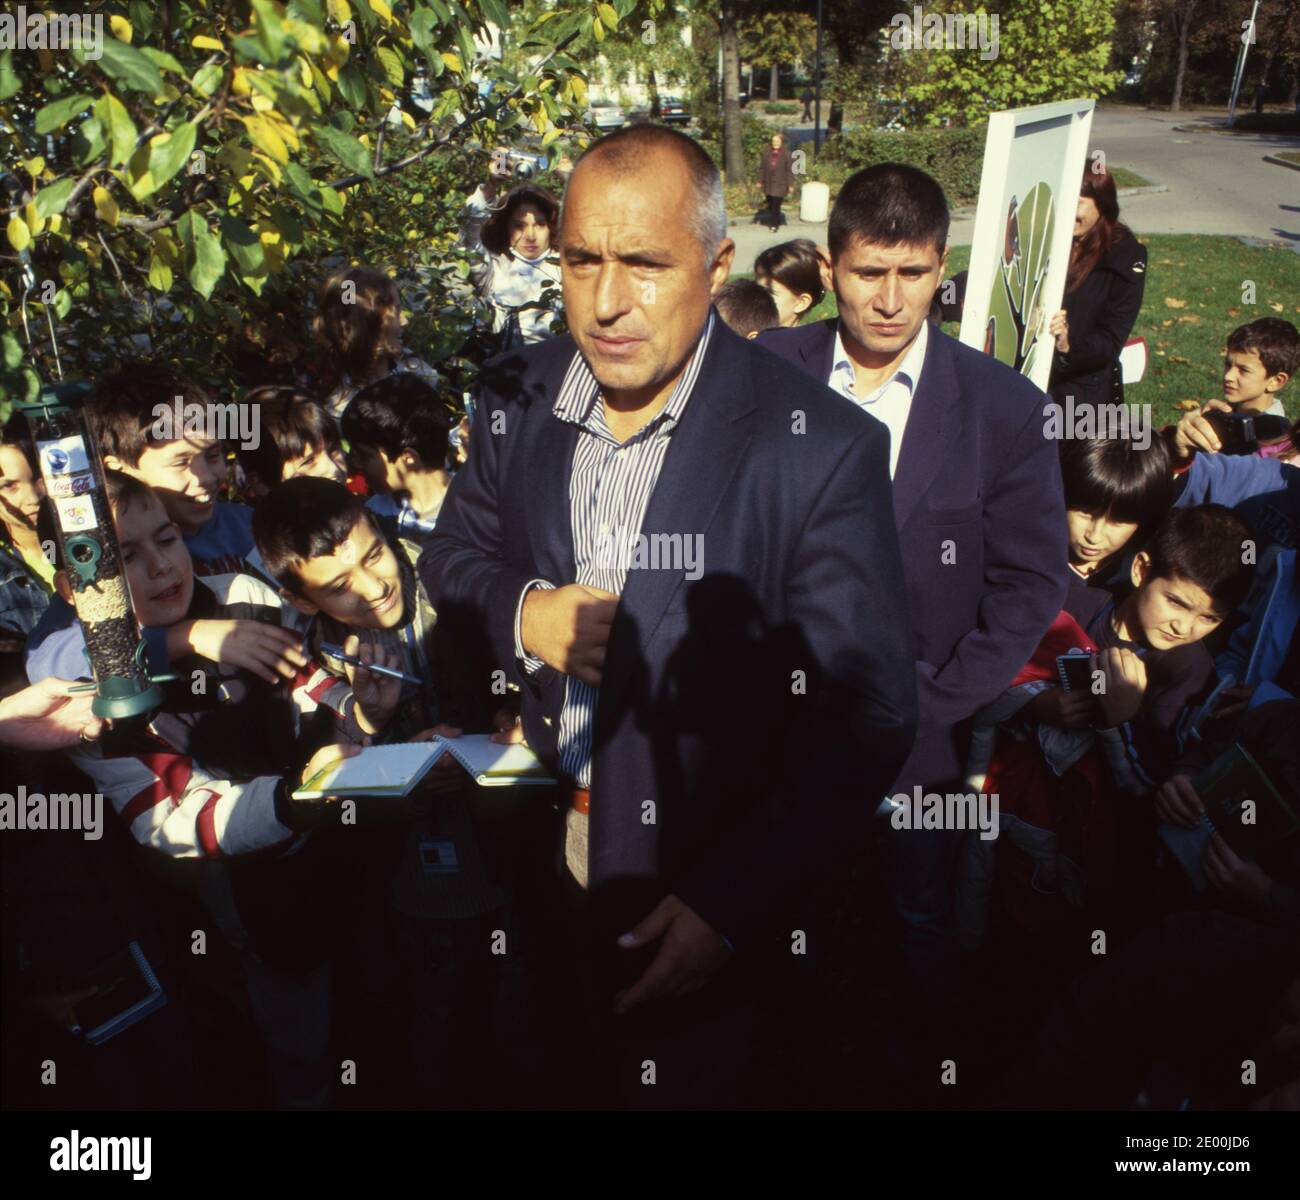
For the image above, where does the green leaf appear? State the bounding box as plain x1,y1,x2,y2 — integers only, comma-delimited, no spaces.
34,93,96,135
376,46,404,88
177,211,226,299
480,0,509,29
429,0,451,22
191,62,222,97
71,117,106,166
249,0,288,63
147,255,173,292
95,93,139,167
283,160,317,199
148,121,199,191
53,290,73,320
218,214,265,276
337,64,368,109
2,333,22,370
33,178,76,219
410,6,438,52
140,47,186,75
0,51,20,101
96,38,164,93
314,125,373,177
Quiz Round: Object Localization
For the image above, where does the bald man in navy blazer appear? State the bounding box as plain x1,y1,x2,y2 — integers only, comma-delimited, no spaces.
422,129,917,1106
760,164,1068,992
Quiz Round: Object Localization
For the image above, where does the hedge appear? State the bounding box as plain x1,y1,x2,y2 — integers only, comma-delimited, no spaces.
818,126,988,206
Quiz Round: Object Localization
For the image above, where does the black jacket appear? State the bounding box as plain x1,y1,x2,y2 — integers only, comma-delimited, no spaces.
1049,229,1147,410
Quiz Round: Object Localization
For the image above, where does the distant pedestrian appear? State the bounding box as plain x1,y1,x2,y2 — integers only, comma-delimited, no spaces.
757,131,794,233
800,88,813,122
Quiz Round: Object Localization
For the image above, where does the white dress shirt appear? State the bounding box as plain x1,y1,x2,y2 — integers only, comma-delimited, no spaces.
828,319,928,478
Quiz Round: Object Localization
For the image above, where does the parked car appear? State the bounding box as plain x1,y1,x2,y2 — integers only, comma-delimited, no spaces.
589,102,625,131
657,95,690,124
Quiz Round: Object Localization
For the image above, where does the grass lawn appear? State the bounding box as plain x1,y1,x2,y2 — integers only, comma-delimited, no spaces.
1277,150,1300,166
739,235,1300,428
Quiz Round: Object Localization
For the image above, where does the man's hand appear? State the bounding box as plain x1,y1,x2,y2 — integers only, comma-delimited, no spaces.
1203,833,1273,909
0,677,104,750
180,619,309,685
1049,309,1070,353
613,894,731,1015
521,584,619,686
1154,773,1205,829
342,634,403,735
1174,399,1232,459
1019,684,1098,729
488,707,526,745
1095,647,1147,727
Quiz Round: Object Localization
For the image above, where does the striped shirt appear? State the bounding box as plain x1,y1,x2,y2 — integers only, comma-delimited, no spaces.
514,312,717,789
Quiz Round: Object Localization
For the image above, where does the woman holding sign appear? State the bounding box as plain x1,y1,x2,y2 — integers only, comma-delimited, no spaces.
1048,164,1148,412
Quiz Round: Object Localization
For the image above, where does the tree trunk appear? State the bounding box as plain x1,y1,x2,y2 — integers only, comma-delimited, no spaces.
721,0,744,184
648,67,661,120
1170,0,1198,113
769,62,780,101
1254,48,1276,113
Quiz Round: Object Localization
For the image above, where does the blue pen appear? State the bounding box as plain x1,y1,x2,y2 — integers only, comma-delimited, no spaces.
320,642,421,686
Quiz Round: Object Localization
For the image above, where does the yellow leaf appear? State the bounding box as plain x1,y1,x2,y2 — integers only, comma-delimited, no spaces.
1269,301,1284,312
251,92,275,113
110,15,133,42
324,61,340,82
24,203,46,236
232,68,252,96
327,0,352,21
593,16,604,42
542,126,561,146
400,111,415,130
442,52,462,74
6,215,30,252
251,152,283,186
532,106,547,134
192,34,224,51
298,56,313,88
243,114,288,164
23,156,45,177
570,75,587,105
92,186,119,226
265,113,300,151
1163,297,1187,309
47,214,62,234
369,0,395,23
598,4,618,31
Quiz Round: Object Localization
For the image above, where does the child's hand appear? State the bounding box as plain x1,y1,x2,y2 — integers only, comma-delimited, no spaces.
344,633,403,735
1154,773,1205,828
1094,647,1147,727
183,619,309,684
1049,309,1069,352
1173,399,1232,459
1203,833,1273,908
1020,685,1097,729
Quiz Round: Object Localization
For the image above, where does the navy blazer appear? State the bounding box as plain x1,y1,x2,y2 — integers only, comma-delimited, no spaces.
420,318,917,947
758,318,1069,791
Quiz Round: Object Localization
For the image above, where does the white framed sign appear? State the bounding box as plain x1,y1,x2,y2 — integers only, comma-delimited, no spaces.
958,98,1096,391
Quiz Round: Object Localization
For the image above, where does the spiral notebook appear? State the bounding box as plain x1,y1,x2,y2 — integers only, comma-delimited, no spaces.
74,941,167,1046
424,734,555,787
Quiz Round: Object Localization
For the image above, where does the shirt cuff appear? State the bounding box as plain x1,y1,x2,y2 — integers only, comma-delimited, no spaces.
514,578,555,676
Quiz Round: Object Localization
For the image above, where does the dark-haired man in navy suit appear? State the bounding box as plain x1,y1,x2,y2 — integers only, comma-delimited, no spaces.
422,127,917,1106
760,164,1068,1015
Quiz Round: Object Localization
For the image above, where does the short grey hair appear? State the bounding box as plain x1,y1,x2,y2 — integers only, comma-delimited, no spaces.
563,124,727,269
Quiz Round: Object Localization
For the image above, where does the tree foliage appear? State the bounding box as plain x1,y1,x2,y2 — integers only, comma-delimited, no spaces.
0,0,635,420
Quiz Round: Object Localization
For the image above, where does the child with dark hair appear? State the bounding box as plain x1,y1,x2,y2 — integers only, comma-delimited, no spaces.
714,280,780,340
25,367,307,689
340,374,452,545
1222,317,1298,417
0,417,54,646
1060,435,1174,588
753,239,828,328
235,386,348,496
253,476,489,743
460,159,564,350
312,265,440,419
1060,504,1256,786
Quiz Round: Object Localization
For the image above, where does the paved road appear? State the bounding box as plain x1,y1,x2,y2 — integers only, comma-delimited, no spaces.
727,106,1300,269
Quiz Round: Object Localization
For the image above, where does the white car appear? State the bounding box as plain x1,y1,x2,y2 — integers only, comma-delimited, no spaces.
589,103,625,131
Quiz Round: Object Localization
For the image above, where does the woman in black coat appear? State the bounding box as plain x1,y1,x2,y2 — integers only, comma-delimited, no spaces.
1048,165,1147,412
757,132,794,233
